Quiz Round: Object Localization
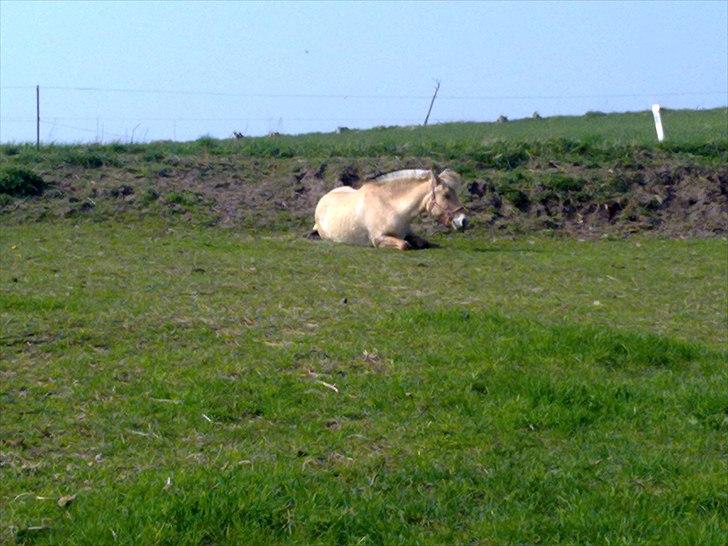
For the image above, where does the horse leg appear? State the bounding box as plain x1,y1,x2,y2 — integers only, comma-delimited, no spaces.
404,233,431,249
373,235,411,250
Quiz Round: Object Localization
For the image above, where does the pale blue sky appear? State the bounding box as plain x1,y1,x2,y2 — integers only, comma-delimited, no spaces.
1,0,726,142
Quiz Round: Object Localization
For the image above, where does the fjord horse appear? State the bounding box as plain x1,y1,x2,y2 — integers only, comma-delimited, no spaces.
311,169,468,250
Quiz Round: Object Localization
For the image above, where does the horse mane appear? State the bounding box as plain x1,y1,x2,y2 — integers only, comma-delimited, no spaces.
370,169,432,183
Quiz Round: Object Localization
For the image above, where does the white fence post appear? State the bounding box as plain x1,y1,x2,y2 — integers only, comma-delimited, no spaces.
651,104,665,142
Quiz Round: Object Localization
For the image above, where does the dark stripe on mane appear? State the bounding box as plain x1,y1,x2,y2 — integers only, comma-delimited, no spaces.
370,169,430,182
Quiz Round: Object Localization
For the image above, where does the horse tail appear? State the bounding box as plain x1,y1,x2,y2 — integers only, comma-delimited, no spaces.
306,224,321,240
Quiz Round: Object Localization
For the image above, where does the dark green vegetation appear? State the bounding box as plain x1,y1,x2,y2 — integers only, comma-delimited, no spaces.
0,166,47,198
1,108,727,234
1,222,727,544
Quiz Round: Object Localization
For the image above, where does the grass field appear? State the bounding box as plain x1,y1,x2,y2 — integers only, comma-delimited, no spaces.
1,221,726,544
3,107,727,165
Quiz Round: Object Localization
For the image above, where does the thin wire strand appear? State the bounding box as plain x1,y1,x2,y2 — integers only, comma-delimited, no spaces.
1,85,725,100
40,120,127,139
3,116,424,123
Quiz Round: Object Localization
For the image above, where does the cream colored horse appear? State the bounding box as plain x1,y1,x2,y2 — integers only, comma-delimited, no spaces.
311,169,468,250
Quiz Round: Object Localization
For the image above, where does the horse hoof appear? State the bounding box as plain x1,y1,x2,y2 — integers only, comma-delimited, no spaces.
306,230,321,240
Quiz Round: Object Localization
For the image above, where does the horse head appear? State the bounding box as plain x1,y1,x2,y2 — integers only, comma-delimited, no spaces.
427,169,469,231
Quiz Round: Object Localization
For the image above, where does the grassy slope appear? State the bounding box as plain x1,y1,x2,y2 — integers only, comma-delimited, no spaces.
1,222,726,544
2,108,726,235
272,108,728,149
4,107,726,156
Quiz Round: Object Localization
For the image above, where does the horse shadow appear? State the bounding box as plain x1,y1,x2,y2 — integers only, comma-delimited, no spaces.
404,234,441,250
305,231,442,250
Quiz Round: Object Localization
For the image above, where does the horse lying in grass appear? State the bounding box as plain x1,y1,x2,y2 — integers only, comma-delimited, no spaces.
310,169,469,250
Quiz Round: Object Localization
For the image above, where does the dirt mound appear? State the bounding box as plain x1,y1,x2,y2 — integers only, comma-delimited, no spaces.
464,162,728,236
1,154,726,236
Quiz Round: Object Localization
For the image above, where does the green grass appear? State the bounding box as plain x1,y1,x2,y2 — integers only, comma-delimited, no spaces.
2,108,726,167
1,221,726,544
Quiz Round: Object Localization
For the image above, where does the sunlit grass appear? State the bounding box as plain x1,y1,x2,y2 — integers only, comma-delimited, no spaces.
1,221,726,544
1,108,726,166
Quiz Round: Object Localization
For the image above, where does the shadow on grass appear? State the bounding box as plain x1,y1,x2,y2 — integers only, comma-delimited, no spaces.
470,246,544,253
389,308,717,370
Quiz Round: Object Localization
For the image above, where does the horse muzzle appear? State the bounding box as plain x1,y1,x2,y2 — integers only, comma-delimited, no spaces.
452,213,469,231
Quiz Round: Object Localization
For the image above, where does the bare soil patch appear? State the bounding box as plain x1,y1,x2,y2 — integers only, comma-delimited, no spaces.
1,155,726,236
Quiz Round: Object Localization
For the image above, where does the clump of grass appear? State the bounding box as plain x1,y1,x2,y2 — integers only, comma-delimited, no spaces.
108,142,127,153
195,135,219,154
139,187,160,205
496,171,532,211
0,165,47,196
3,145,21,156
464,141,531,169
164,190,202,207
143,149,166,162
541,173,586,192
56,148,120,168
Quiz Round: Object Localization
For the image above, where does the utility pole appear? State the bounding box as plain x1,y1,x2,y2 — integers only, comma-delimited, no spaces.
36,85,40,149
423,80,440,126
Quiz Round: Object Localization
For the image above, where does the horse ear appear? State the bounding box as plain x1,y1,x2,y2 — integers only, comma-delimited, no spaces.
439,169,462,190
430,170,438,189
